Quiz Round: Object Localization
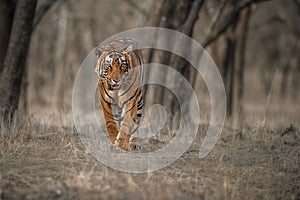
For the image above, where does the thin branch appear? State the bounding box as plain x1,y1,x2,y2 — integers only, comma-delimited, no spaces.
123,0,148,16
203,0,272,48
210,0,227,31
251,15,300,38
250,15,286,31
33,0,59,30
293,0,300,14
182,0,205,35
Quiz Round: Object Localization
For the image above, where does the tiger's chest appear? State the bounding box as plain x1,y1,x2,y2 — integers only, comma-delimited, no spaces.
104,89,134,125
104,88,131,108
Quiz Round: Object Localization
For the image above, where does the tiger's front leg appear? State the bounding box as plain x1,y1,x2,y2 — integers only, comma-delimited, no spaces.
117,101,138,150
100,94,119,145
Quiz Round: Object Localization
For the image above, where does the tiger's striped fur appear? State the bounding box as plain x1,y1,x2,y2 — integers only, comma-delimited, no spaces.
95,39,144,150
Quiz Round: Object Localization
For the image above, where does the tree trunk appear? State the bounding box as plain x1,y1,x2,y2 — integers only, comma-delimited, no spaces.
291,57,300,100
234,6,252,121
0,0,37,121
54,4,67,111
145,0,177,106
168,0,204,115
0,0,16,74
221,1,252,119
223,37,236,117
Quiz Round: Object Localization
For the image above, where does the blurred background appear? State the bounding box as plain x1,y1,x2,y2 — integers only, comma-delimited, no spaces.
0,0,299,128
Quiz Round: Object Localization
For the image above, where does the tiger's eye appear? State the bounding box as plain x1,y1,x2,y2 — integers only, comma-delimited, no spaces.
104,65,111,70
121,64,128,71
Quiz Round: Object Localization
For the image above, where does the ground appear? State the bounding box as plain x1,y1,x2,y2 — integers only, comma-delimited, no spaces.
0,123,299,200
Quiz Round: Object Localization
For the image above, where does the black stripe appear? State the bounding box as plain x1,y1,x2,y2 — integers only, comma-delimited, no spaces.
100,94,111,105
137,95,143,105
102,82,113,99
125,104,136,115
113,114,120,118
102,106,114,118
115,117,124,122
101,94,117,107
118,108,122,114
137,103,144,110
131,126,138,134
106,120,116,125
122,89,140,107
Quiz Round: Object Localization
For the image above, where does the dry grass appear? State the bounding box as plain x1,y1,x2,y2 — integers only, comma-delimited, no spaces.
1,0,299,199
0,113,299,200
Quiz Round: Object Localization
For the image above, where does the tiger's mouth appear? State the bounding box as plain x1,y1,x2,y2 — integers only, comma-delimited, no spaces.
108,82,122,90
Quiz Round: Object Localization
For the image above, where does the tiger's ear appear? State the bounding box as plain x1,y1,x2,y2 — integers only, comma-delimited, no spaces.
95,46,102,58
95,47,102,76
95,60,102,77
126,38,139,51
125,44,133,53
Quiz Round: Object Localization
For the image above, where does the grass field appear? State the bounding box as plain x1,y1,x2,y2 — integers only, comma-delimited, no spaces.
0,113,299,200
0,0,299,199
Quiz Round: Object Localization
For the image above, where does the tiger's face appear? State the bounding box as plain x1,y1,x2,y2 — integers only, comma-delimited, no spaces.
98,51,131,91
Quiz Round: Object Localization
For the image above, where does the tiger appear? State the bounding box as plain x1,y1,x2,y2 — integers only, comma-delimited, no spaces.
94,39,144,150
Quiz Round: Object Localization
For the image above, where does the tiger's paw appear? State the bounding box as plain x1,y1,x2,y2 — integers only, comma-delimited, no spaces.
107,125,119,144
117,131,130,151
129,136,140,150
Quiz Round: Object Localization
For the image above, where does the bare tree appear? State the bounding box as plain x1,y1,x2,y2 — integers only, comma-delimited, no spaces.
146,0,204,117
0,0,37,121
54,4,67,110
0,0,16,74
236,6,252,117
200,0,269,119
144,0,272,121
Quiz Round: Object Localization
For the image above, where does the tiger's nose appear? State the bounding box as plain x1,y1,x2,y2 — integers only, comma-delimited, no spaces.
112,79,120,84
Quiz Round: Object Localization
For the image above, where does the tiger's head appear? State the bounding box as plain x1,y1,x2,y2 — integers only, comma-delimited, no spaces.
95,39,139,91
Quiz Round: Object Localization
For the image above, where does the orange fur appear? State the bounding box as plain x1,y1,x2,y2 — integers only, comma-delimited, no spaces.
95,39,144,150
